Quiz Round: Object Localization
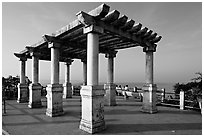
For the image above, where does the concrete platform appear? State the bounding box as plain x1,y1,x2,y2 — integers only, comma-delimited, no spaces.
2,96,202,135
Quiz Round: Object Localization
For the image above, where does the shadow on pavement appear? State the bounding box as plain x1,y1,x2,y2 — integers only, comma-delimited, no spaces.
99,123,202,134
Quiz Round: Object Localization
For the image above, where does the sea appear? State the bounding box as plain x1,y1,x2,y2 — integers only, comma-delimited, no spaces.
41,80,175,94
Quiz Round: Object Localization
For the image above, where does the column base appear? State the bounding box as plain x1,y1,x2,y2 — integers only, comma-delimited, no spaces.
141,84,158,114
46,84,64,117
79,85,106,134
104,83,116,106
46,108,64,117
80,119,106,134
17,83,28,103
28,83,42,108
63,82,72,98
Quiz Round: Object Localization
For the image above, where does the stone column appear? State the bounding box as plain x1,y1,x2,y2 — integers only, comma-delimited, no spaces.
104,52,117,106
46,42,63,117
79,25,105,134
63,59,73,98
28,52,42,108
141,45,158,113
81,59,87,85
17,57,29,103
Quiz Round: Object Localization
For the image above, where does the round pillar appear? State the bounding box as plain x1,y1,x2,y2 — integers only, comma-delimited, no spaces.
104,52,117,106
87,32,99,86
142,46,157,114
65,62,70,83
32,54,39,84
20,58,27,84
145,51,153,84
81,60,87,85
50,45,60,84
107,56,114,84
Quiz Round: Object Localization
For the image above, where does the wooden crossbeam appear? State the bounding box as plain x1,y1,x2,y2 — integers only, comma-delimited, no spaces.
99,37,120,45
104,41,132,49
113,43,139,50
99,35,116,42
36,49,85,60
100,39,128,47
69,34,86,42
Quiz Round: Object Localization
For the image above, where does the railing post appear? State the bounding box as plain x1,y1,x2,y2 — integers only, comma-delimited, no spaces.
161,88,165,102
3,93,6,114
180,90,185,110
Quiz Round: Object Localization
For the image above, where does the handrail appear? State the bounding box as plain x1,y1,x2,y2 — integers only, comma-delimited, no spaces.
118,87,201,111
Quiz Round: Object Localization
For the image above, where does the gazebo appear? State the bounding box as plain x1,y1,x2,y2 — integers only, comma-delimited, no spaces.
14,3,162,134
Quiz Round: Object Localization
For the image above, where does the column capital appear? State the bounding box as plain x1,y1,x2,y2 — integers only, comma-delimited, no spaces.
65,59,74,65
105,51,118,58
83,25,104,34
26,47,40,58
48,42,61,49
30,52,41,57
143,44,157,53
42,35,62,48
19,57,27,61
81,58,87,63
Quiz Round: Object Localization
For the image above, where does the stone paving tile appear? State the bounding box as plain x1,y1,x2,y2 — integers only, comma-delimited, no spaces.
2,96,202,135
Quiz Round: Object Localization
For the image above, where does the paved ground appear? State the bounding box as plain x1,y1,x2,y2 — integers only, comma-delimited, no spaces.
2,96,202,135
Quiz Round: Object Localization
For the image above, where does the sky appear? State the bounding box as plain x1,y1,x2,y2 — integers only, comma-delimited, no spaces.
2,2,202,85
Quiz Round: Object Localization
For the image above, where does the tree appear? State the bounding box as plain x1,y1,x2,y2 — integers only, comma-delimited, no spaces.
173,72,202,105
191,72,202,82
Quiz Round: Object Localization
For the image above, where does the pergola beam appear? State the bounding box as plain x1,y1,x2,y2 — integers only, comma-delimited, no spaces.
102,10,120,23
121,19,135,31
77,11,142,45
15,3,162,63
